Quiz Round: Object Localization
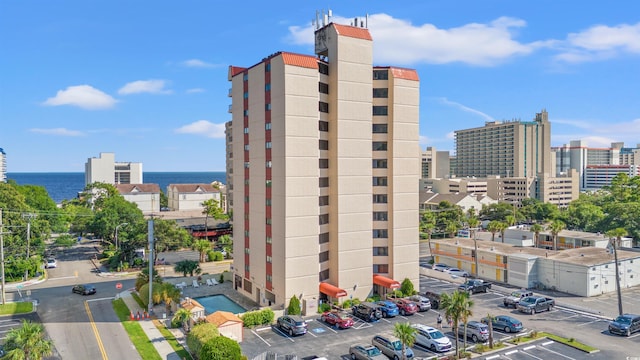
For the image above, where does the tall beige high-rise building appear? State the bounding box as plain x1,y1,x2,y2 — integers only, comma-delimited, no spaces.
227,21,420,311
455,110,552,178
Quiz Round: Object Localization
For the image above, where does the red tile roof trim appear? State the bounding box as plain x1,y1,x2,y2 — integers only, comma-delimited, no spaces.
390,67,419,81
332,24,372,41
280,52,318,69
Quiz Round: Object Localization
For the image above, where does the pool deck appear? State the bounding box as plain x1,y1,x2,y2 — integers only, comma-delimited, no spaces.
164,275,259,313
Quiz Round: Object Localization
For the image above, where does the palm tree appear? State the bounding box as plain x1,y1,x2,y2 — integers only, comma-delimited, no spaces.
4,320,53,360
172,307,192,331
530,223,544,248
468,217,480,277
487,221,500,242
497,221,508,243
606,227,628,248
174,260,201,277
460,298,474,356
422,222,436,256
158,282,181,314
192,239,211,263
440,290,474,359
485,312,496,349
549,220,566,250
445,220,459,238
393,322,417,360
505,215,516,227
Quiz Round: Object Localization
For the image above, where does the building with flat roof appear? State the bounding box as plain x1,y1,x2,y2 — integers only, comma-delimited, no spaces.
228,19,419,312
85,152,142,186
0,148,6,183
421,147,450,180
432,237,640,297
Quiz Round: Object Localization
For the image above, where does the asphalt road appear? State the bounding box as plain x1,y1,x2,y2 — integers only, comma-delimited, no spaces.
25,242,140,360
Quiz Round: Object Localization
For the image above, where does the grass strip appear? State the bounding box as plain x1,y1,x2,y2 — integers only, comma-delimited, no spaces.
153,319,193,360
0,301,33,315
540,332,599,353
113,298,162,360
131,291,146,308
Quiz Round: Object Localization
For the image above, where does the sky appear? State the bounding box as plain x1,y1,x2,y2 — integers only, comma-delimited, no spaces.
1,1,639,172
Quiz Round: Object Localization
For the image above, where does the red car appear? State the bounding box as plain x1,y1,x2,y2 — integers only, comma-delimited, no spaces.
393,299,418,316
321,311,354,329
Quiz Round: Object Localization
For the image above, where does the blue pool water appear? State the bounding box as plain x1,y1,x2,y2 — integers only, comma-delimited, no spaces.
195,295,247,314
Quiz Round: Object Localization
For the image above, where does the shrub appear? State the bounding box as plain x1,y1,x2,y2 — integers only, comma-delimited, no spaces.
240,308,274,327
199,335,242,360
54,234,76,247
318,303,331,313
186,323,219,359
400,278,417,296
137,282,163,308
287,295,301,315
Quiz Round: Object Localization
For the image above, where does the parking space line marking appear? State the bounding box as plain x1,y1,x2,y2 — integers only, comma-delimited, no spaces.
556,314,579,321
542,341,553,346
86,297,115,302
486,355,500,360
306,330,317,337
414,312,424,317
523,345,536,350
381,318,391,323
629,332,640,339
576,319,601,327
255,326,271,332
538,344,577,359
251,330,271,347
272,327,295,342
505,350,518,355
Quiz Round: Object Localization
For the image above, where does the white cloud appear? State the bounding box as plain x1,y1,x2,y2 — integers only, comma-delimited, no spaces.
42,85,117,110
118,80,172,95
181,59,217,68
175,120,225,138
288,14,543,66
556,22,640,63
436,97,495,122
186,88,206,94
30,128,85,136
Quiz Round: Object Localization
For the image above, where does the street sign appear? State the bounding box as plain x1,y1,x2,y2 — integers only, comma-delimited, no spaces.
16,284,23,290
116,282,123,289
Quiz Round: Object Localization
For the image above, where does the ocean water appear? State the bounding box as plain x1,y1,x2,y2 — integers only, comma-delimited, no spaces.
7,172,226,204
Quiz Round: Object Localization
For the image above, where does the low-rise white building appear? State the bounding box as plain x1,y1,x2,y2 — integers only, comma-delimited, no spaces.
115,184,160,214
167,184,220,211
431,237,640,297
420,192,496,215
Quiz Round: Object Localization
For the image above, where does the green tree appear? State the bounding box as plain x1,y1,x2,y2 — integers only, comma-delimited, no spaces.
505,215,516,227
530,223,544,248
399,278,416,297
497,221,508,243
174,260,201,277
440,290,474,359
157,282,181,314
487,221,500,242
479,202,515,222
3,320,53,360
172,308,192,330
193,239,212,263
159,189,168,208
135,267,162,291
445,220,459,238
393,322,417,360
202,198,228,221
485,312,496,349
199,335,242,360
287,295,301,315
186,322,219,358
606,227,628,248
549,219,566,250
153,218,194,252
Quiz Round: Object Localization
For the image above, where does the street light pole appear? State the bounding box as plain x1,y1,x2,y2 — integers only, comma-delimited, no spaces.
611,238,624,316
115,222,128,250
0,209,6,305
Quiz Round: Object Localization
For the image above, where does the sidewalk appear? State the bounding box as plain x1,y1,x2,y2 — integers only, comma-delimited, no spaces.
119,290,187,360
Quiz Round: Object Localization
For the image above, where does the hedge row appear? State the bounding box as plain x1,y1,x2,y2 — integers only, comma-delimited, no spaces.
240,308,275,327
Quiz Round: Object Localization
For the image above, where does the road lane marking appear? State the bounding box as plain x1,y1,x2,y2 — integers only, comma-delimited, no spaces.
45,275,78,280
86,297,115,302
251,330,271,346
84,300,108,360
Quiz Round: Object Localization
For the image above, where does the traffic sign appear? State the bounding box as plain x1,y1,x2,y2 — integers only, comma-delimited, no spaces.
116,283,123,289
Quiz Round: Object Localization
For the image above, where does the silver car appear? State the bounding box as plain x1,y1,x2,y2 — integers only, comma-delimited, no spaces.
349,344,387,360
372,334,414,359
456,320,489,342
408,295,431,311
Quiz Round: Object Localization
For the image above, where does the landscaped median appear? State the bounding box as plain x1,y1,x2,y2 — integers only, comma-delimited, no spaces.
112,298,163,360
0,301,34,315
468,330,599,357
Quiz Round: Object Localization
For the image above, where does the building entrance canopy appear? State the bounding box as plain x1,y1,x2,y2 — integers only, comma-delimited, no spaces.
319,282,348,298
373,275,401,289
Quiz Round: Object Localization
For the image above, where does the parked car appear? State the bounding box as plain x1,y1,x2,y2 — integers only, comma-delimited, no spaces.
504,289,534,308
276,315,308,336
445,267,469,277
412,324,453,352
609,314,640,337
45,258,57,269
433,263,450,272
408,295,431,312
72,284,96,295
349,344,387,360
392,298,418,316
375,300,400,318
516,296,555,314
352,302,383,322
455,320,489,342
423,290,443,310
458,279,492,294
419,262,432,269
321,311,354,329
371,334,414,359
481,315,523,333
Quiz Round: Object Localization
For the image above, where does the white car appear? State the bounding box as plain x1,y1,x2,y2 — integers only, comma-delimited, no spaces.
445,267,469,277
45,258,57,269
412,324,453,352
432,263,450,272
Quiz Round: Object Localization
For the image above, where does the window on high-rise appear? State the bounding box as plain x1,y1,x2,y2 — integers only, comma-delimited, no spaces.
373,212,388,221
319,196,329,206
373,194,388,203
373,106,388,116
319,214,329,225
372,124,388,133
373,229,388,238
372,159,387,168
319,121,329,132
319,102,329,113
373,264,389,273
319,82,329,94
319,63,329,75
373,142,388,151
373,70,388,80
319,177,329,187
319,232,329,244
319,251,329,262
373,247,389,256
373,177,388,186
319,140,328,150
319,159,329,168
373,88,388,98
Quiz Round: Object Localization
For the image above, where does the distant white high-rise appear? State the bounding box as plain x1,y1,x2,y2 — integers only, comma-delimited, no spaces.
0,148,6,183
84,152,142,186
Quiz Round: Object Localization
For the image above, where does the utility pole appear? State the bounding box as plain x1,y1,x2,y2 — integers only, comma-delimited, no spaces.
22,213,37,280
611,238,624,316
0,209,6,305
148,218,155,315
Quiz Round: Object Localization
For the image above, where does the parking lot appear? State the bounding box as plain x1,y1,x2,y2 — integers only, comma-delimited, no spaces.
241,272,640,359
0,318,23,343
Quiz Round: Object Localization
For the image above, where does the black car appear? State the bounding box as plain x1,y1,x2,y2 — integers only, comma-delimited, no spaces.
352,302,383,322
276,315,307,336
609,313,640,336
72,284,97,295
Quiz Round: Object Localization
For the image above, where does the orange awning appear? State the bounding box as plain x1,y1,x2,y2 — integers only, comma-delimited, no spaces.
373,275,401,289
319,282,348,298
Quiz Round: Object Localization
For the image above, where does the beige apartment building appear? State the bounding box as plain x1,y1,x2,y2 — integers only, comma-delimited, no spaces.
227,21,420,312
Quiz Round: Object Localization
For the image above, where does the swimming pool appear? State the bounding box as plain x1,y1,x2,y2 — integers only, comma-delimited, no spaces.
195,294,247,314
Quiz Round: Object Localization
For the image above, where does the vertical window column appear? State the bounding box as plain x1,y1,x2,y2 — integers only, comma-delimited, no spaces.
243,72,250,280
264,61,273,291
